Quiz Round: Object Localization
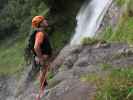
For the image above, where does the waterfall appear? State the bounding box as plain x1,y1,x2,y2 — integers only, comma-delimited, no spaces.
70,0,112,45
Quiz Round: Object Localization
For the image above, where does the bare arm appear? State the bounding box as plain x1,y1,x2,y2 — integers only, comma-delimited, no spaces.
34,32,44,60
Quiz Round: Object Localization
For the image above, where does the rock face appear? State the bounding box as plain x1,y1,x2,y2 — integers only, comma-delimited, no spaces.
52,43,133,72
97,1,122,35
45,79,96,100
0,75,16,100
42,42,133,100
0,42,133,100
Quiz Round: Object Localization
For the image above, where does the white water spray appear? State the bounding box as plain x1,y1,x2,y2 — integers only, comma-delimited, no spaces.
70,0,112,45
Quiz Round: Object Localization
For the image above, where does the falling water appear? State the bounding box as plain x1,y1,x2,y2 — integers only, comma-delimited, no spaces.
70,0,112,45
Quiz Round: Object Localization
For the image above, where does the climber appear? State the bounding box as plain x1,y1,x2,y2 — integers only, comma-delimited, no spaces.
25,15,52,100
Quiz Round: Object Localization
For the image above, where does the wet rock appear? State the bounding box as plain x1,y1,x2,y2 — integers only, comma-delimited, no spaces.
72,65,102,77
51,45,82,73
118,47,133,56
74,56,89,67
48,70,74,88
61,54,78,70
1,42,133,100
45,79,96,100
97,1,121,34
94,42,110,48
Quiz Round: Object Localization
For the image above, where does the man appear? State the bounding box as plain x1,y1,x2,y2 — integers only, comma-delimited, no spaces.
31,15,52,99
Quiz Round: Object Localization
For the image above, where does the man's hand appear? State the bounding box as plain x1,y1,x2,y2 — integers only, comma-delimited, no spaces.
35,55,48,65
39,55,48,65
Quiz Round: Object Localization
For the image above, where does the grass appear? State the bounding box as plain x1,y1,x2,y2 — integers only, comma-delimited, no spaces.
102,0,133,45
47,70,54,80
81,67,133,100
115,0,126,6
0,20,72,76
0,25,72,76
102,14,133,45
81,37,107,46
0,9,54,75
99,63,112,70
0,36,25,75
81,37,99,45
96,68,133,100
110,17,133,44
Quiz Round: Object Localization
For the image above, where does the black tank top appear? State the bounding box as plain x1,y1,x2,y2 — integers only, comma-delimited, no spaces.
34,31,52,56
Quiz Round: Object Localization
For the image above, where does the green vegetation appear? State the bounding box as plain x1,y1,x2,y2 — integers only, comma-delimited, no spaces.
0,36,25,75
0,0,48,39
81,67,133,100
0,0,48,75
114,18,133,44
99,63,112,70
102,0,133,44
47,71,54,80
81,37,99,45
96,68,133,100
0,0,74,75
51,31,72,50
81,37,107,46
115,0,126,6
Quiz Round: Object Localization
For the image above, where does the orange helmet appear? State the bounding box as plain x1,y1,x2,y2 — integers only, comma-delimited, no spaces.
32,16,45,28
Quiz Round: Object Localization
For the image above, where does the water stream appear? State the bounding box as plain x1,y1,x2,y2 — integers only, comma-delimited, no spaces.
71,0,112,45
